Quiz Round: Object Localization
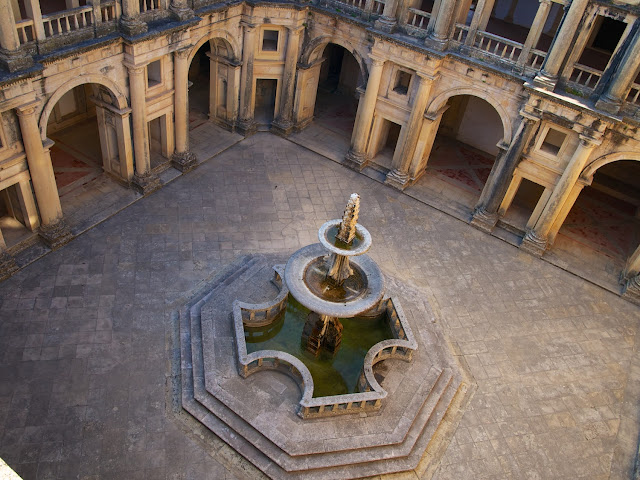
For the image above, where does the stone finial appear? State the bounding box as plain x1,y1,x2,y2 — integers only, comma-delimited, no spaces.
336,193,360,244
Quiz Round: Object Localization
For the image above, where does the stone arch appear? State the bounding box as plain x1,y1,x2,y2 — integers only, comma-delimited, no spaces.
188,30,241,64
581,152,640,181
426,87,513,143
39,75,127,140
300,35,369,85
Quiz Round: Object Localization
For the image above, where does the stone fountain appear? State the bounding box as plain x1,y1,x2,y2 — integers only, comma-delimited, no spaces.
174,192,472,479
233,193,417,417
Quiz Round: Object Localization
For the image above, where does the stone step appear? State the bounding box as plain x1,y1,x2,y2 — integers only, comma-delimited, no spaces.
187,294,458,472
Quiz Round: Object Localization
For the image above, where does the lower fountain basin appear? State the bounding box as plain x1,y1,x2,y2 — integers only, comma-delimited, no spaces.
284,243,385,318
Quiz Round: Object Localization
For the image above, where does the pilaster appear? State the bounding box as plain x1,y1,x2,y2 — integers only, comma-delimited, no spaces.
374,0,399,33
427,0,458,50
127,63,160,194
385,73,436,190
16,101,72,249
272,26,304,137
520,133,601,256
120,0,147,36
238,21,257,136
171,47,197,173
471,113,539,232
344,57,385,171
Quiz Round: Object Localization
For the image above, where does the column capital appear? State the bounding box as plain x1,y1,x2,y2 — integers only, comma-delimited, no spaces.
174,47,192,59
416,71,438,82
16,100,41,118
124,63,146,75
240,21,256,30
577,133,602,148
369,56,386,67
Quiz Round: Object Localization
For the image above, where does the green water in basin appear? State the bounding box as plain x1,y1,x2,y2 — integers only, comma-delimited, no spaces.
244,297,393,398
326,225,364,251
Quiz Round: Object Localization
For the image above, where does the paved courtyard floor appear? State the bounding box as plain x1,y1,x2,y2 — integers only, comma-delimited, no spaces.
1,133,639,479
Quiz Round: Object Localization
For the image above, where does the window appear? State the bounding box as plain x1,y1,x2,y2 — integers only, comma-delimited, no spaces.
147,60,162,88
393,71,412,95
262,30,279,52
540,128,567,156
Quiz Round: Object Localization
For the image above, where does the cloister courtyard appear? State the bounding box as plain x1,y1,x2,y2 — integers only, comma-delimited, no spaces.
0,132,639,479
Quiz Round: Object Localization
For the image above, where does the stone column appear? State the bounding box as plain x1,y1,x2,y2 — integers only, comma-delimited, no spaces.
622,245,640,283
292,60,324,130
374,0,400,33
16,101,72,249
385,73,435,190
465,0,495,46
0,230,18,281
471,114,539,232
407,111,444,180
534,0,589,90
238,21,257,136
127,64,160,194
517,0,552,69
23,0,45,42
428,0,458,49
169,0,194,21
344,57,385,171
521,134,600,255
0,1,33,72
120,0,147,36
596,25,640,114
272,26,303,136
171,48,197,172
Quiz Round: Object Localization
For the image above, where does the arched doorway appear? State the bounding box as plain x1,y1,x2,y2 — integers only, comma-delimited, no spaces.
313,44,361,142
420,94,504,210
46,83,132,207
553,160,640,277
188,38,239,131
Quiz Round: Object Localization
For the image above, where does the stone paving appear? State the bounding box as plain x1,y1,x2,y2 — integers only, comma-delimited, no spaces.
0,133,639,479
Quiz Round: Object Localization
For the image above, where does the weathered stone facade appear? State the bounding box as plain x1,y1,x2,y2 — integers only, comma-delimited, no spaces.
0,0,640,302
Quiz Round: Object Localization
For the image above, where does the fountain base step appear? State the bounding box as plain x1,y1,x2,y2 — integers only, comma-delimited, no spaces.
170,255,476,479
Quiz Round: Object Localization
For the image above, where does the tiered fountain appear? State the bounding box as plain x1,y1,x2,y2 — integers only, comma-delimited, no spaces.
233,194,417,417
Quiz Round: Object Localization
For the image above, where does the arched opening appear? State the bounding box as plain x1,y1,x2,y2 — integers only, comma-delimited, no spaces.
188,37,239,132
420,94,504,210
554,160,640,275
46,83,130,216
188,41,212,130
312,44,362,145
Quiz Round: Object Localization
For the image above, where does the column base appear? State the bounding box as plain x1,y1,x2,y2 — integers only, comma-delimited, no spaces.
132,172,161,195
532,72,557,91
622,274,640,305
520,229,548,256
384,169,410,190
425,35,448,51
119,17,148,36
171,151,198,173
0,48,34,73
470,207,499,233
236,119,256,137
374,17,397,33
39,220,73,250
343,149,368,171
595,96,622,116
170,4,195,21
0,251,19,281
271,118,294,137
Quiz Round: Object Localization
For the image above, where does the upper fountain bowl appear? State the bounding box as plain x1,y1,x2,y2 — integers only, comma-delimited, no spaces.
318,220,372,257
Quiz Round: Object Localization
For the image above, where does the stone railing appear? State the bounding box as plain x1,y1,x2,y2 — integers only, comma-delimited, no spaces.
140,0,163,12
451,23,469,43
42,6,94,38
568,63,602,90
626,82,640,106
233,266,418,419
323,0,385,20
524,47,547,71
100,1,118,23
404,8,431,37
473,31,523,63
15,19,35,45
